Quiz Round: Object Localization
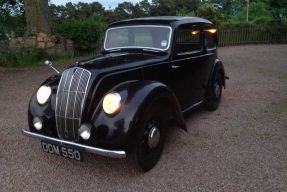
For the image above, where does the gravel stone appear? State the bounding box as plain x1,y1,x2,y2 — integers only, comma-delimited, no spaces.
0,45,286,192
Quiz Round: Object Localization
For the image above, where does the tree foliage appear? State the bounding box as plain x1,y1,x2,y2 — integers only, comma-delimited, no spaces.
1,0,287,46
0,0,25,38
54,14,106,51
150,0,201,16
228,0,274,24
196,3,224,25
49,2,105,24
47,0,285,26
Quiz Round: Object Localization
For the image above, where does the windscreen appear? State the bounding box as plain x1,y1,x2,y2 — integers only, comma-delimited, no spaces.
104,25,172,51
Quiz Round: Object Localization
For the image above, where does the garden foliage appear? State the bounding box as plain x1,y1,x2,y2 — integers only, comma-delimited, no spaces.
0,0,287,67
54,14,106,51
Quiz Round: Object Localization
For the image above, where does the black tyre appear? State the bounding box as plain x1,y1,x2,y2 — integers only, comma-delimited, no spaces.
206,70,223,111
132,102,168,172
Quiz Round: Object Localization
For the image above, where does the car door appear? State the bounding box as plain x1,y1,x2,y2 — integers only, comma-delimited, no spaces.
169,24,211,111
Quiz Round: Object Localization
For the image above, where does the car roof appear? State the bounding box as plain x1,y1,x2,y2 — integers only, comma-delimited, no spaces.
108,16,213,28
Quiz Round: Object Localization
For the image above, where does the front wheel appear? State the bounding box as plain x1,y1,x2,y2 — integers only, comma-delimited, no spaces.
132,102,168,172
206,70,223,111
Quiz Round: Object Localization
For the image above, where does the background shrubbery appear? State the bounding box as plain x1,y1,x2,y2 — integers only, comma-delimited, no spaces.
54,14,106,51
49,0,287,54
0,48,72,67
0,0,287,67
0,48,48,67
1,0,286,40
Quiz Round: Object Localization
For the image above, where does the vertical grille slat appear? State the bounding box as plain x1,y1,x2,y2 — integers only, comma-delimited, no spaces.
55,67,91,140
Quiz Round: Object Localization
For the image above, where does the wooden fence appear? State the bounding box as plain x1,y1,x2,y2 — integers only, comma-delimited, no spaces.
218,26,287,46
74,26,287,57
74,47,102,57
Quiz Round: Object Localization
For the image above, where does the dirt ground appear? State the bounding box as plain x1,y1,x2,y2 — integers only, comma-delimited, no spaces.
0,45,287,192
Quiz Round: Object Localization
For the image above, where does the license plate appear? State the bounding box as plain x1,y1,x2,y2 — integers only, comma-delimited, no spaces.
41,141,82,161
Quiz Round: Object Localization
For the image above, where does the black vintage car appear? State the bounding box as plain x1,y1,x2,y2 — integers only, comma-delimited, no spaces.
23,16,226,171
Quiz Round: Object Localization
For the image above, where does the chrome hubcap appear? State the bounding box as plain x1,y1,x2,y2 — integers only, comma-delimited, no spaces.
148,126,160,149
214,83,221,98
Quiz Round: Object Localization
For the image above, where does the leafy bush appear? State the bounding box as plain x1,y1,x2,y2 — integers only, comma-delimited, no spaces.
220,22,255,29
0,48,43,67
176,8,196,17
0,48,71,68
282,16,287,27
196,3,225,25
0,1,26,38
176,3,224,25
252,15,273,24
228,1,273,25
54,14,106,51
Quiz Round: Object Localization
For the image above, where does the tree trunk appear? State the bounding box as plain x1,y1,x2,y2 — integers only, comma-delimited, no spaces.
24,0,51,35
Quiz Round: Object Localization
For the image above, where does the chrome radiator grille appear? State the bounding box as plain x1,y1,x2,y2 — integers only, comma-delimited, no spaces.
55,67,91,140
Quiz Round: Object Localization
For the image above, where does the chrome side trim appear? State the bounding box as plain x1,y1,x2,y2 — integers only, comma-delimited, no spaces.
176,47,203,56
172,52,215,62
182,100,205,113
22,130,126,158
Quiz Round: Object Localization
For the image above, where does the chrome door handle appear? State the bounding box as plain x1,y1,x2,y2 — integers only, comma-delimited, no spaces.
171,65,181,69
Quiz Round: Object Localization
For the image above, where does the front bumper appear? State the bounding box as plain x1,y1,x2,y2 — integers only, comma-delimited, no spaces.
22,129,126,158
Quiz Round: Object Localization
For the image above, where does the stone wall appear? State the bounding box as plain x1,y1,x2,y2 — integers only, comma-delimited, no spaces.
8,32,73,56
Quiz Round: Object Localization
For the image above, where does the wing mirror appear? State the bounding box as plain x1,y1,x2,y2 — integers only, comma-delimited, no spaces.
44,60,60,74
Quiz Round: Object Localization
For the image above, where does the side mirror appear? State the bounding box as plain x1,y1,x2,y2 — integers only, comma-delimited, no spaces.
44,60,60,74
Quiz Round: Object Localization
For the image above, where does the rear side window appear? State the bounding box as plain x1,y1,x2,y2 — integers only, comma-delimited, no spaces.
205,28,217,50
175,25,202,56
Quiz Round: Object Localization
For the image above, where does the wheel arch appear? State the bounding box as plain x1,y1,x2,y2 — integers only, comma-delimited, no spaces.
209,59,226,88
90,80,186,151
134,85,186,131
116,80,187,131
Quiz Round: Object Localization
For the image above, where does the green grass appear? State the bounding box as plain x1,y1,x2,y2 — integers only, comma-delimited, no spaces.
0,48,72,68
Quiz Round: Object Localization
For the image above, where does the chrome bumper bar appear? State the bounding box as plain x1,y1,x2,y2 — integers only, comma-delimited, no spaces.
22,129,126,158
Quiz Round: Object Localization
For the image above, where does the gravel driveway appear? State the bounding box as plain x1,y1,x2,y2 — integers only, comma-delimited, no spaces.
0,45,287,192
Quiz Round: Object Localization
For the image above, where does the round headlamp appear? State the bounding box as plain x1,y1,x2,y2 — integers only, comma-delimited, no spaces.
36,85,52,105
102,92,122,115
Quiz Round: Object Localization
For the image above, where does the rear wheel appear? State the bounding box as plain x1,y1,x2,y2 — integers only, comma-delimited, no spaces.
206,70,223,111
132,102,168,172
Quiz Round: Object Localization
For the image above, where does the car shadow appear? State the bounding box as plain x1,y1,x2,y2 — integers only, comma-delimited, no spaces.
28,105,213,178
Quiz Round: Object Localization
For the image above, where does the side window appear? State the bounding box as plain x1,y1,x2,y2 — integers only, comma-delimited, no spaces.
175,25,202,56
205,28,217,50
